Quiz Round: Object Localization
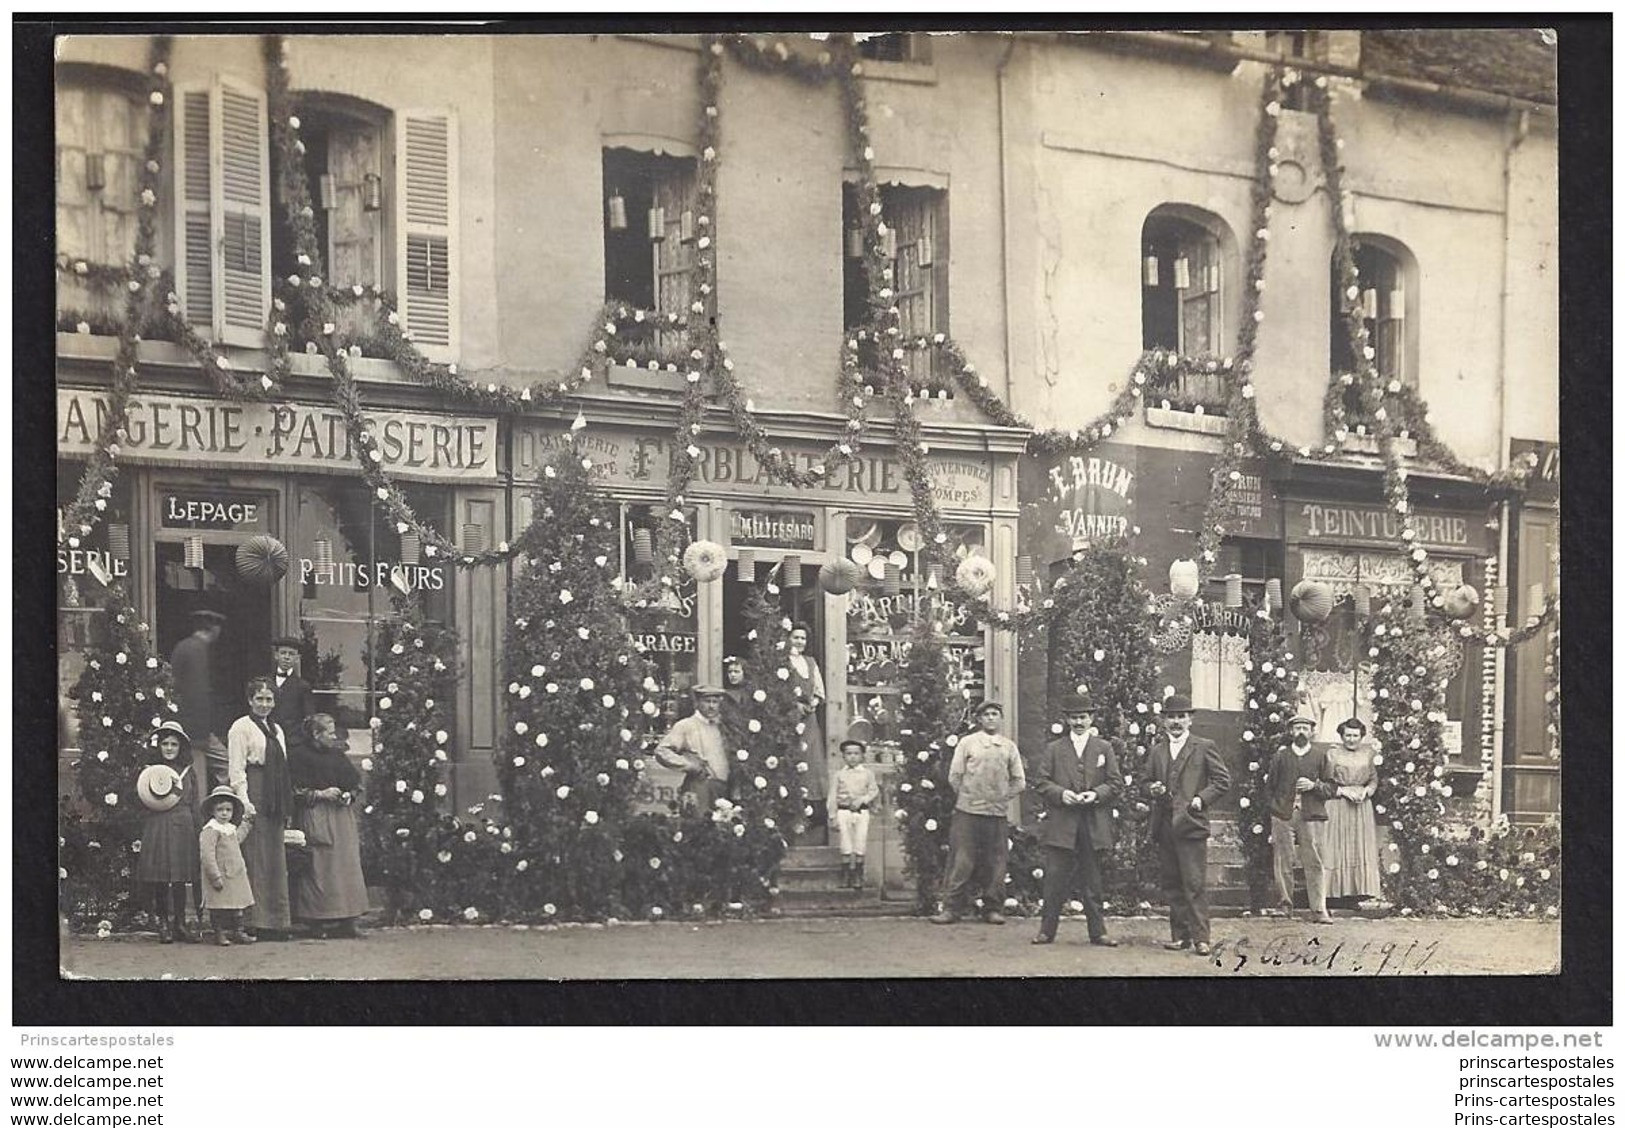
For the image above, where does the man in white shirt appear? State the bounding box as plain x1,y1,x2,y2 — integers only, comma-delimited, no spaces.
654,685,730,813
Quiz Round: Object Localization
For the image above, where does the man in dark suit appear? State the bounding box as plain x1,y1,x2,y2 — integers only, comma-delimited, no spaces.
170,609,225,789
1144,693,1230,956
1030,692,1124,947
269,635,317,757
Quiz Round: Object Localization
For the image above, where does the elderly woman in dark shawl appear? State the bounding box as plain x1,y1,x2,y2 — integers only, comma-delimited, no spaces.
288,713,369,938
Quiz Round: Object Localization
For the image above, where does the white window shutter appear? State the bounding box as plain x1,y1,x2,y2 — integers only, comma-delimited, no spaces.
217,80,270,346
172,84,214,335
396,110,458,360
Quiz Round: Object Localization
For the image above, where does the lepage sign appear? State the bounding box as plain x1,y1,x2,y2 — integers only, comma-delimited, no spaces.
58,389,498,481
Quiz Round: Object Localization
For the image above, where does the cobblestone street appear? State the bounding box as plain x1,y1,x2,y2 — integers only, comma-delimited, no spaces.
61,913,1560,981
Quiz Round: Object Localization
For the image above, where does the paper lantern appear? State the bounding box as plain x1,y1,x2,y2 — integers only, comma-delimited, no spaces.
1442,584,1481,622
682,540,727,584
107,523,131,562
313,537,334,571
736,548,756,583
781,554,802,588
183,535,204,570
1352,583,1372,619
1264,578,1283,615
235,535,290,585
461,523,486,553
399,532,421,566
818,557,862,595
647,206,666,242
606,191,627,231
1289,579,1334,625
1015,555,1035,588
956,555,996,598
882,562,902,596
1410,583,1428,620
1169,559,1200,601
1224,573,1244,609
632,528,654,567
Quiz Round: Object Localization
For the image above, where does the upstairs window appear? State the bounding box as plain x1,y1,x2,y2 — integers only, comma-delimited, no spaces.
843,182,948,383
857,33,933,65
603,147,698,360
57,69,150,330
1331,237,1411,388
395,111,459,359
1142,209,1224,357
1265,31,1327,110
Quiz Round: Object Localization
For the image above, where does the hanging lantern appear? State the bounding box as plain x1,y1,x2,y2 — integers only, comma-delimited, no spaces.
1526,583,1546,617
1289,579,1334,624
781,554,802,588
631,528,654,567
461,523,486,554
882,562,902,596
1015,555,1035,589
680,209,696,244
1388,287,1405,319
1142,255,1159,288
1442,583,1481,622
1224,573,1244,609
235,535,290,585
647,206,666,242
880,227,897,261
362,173,383,213
1264,578,1283,616
737,548,756,583
1493,585,1509,612
845,225,865,259
107,523,131,562
183,536,205,570
1169,559,1200,601
916,233,933,268
818,557,862,595
313,537,334,571
1352,583,1372,619
607,191,628,231
1360,289,1379,320
399,532,422,567
85,151,107,193
1409,583,1428,620
318,172,337,211
1173,256,1191,291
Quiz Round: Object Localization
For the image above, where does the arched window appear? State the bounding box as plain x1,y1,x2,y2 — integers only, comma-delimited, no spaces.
1330,236,1415,386
1141,207,1232,357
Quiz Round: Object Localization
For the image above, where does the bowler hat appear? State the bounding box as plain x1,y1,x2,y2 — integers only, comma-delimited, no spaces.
1162,693,1194,715
1059,692,1095,715
204,785,245,823
135,765,185,812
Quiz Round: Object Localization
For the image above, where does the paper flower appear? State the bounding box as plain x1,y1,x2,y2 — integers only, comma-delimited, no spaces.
682,540,728,583
955,555,996,598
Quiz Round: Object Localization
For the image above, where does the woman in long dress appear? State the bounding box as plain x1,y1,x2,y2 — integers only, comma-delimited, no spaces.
1323,717,1383,902
226,676,294,938
289,714,369,938
786,623,829,834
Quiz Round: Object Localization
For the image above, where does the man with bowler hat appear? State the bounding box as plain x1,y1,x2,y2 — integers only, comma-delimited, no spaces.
931,700,1026,925
268,635,317,758
1030,691,1124,947
654,685,731,813
1144,693,1230,956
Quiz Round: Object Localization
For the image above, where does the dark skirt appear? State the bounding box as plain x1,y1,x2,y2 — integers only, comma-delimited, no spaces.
242,764,291,930
135,797,199,884
292,803,369,922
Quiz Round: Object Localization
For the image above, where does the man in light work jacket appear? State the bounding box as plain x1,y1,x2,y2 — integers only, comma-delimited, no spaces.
931,700,1026,925
1144,694,1230,956
1030,691,1124,947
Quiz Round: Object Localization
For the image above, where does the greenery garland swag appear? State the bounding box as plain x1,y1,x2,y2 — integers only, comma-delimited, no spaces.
1233,601,1302,909
891,617,964,914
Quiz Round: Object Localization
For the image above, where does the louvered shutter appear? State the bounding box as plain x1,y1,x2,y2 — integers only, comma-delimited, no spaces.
173,85,214,334
396,111,458,359
217,82,270,345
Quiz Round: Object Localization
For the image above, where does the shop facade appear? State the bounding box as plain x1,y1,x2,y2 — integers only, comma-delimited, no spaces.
56,366,506,804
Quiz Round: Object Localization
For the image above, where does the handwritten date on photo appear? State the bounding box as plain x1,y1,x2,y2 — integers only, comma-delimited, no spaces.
1207,934,1439,975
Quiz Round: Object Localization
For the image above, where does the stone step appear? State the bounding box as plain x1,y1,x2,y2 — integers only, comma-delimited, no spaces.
776,887,899,918
783,845,843,868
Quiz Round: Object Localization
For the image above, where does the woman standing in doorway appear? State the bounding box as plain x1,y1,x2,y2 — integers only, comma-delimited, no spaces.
226,676,294,939
786,623,829,833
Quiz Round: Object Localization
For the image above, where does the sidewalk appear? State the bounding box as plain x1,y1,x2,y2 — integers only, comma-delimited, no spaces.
61,913,1560,980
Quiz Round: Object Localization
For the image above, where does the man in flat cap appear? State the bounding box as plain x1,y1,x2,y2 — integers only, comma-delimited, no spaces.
654,685,731,813
1267,711,1338,923
268,635,317,761
932,700,1026,925
1030,691,1124,947
1144,693,1230,956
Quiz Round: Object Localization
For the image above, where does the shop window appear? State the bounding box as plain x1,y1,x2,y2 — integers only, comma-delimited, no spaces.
292,481,453,759
56,67,150,332
1189,540,1283,712
1330,237,1413,395
56,464,137,753
843,182,948,383
843,517,987,764
602,148,697,361
857,32,932,64
1141,207,1232,410
620,503,699,729
1264,31,1326,110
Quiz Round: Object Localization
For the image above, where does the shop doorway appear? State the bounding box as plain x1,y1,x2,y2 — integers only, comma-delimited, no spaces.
154,541,273,748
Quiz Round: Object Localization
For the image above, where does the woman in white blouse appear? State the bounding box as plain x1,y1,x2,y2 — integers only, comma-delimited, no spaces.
227,676,294,939
786,623,829,833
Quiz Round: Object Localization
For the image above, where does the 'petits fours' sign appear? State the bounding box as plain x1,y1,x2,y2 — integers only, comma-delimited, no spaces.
58,389,498,482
